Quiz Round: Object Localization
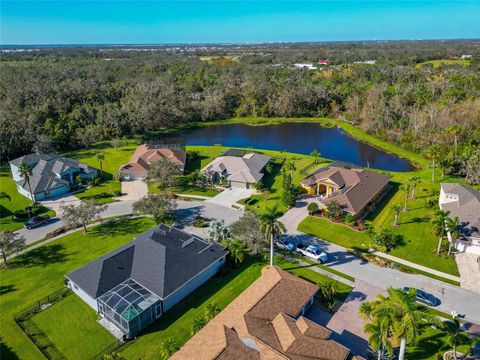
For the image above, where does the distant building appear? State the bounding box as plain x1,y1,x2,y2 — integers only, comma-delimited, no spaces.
461,54,472,59
318,59,330,65
300,166,390,218
294,63,317,70
119,144,186,180
9,154,97,201
201,149,271,189
439,183,480,255
172,266,351,360
66,224,228,339
353,60,376,65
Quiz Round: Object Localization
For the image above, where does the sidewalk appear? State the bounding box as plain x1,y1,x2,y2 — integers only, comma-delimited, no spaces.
371,251,461,283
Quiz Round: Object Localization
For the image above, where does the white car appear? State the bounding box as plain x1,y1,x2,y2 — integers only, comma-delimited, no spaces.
275,238,295,251
298,245,328,263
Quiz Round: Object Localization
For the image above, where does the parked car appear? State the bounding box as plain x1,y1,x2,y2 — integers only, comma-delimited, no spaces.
298,245,328,263
294,242,306,255
24,215,52,229
403,287,439,307
275,238,295,251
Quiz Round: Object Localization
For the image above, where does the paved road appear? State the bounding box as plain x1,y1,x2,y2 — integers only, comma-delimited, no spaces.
279,200,480,324
16,199,241,245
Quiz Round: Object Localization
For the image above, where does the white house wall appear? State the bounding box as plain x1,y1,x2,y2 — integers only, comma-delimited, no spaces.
163,257,226,312
10,164,22,181
68,280,98,311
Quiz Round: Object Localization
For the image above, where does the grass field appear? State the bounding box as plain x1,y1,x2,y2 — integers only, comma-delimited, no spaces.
32,294,116,359
0,217,157,360
0,166,54,231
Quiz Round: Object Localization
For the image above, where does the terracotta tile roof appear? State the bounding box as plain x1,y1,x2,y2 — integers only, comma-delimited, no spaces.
172,266,350,360
301,166,390,215
119,144,186,174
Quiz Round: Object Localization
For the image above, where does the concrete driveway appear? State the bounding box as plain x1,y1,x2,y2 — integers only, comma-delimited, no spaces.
205,187,255,207
40,195,82,215
306,280,386,358
119,180,148,201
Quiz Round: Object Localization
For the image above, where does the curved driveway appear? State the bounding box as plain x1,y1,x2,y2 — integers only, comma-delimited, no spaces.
16,199,241,245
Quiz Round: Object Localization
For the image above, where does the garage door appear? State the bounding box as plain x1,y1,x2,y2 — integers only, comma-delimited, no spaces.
229,181,247,189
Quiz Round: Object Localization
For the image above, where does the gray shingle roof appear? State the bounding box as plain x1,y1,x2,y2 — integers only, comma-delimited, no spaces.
66,224,228,299
440,183,480,238
11,153,97,195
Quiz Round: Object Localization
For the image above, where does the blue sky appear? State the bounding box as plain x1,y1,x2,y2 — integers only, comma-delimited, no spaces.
1,1,479,45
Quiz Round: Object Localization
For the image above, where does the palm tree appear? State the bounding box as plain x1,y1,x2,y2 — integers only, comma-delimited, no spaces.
408,176,421,200
159,337,179,359
284,160,296,177
385,288,438,360
365,318,394,360
191,317,206,335
310,149,321,164
431,210,450,255
18,162,35,203
444,124,462,154
424,145,440,182
260,204,286,267
226,241,246,266
390,203,402,226
442,318,470,360
96,153,105,177
399,184,410,212
318,280,338,306
446,216,461,256
205,302,222,321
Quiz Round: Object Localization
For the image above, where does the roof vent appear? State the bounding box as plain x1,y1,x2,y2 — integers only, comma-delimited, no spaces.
198,244,213,254
240,337,257,350
182,237,195,248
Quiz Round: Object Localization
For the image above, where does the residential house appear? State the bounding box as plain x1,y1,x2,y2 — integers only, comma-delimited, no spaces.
201,149,271,189
439,183,480,255
66,224,228,339
300,166,390,218
294,63,317,70
9,153,97,201
172,266,350,360
119,144,186,180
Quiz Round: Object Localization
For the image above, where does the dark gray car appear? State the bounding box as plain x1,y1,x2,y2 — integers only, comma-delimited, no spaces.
403,287,439,307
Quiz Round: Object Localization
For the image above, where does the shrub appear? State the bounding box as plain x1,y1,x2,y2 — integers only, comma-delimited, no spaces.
113,190,123,197
92,177,102,186
343,213,355,225
45,226,69,239
307,202,319,215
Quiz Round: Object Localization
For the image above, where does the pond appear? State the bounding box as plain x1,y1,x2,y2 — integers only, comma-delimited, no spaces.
162,122,414,172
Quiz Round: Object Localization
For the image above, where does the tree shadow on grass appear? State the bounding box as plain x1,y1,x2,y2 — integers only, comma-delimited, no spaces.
262,162,282,191
0,337,20,360
89,218,148,238
0,284,16,296
399,216,429,225
139,257,263,336
13,244,68,268
406,330,447,359
185,156,209,173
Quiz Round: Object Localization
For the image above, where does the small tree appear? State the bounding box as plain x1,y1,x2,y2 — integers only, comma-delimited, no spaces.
442,318,470,360
343,213,355,225
230,211,263,254
446,216,461,256
431,209,449,254
424,145,440,182
390,203,402,226
310,149,321,164
371,227,405,253
208,220,230,243
147,159,181,190
0,231,26,266
409,176,421,200
112,137,121,151
96,153,105,177
191,317,206,335
133,194,177,224
159,337,179,359
399,183,410,212
18,162,35,202
307,202,319,215
325,201,343,220
225,241,246,266
205,302,222,321
61,202,107,233
318,279,338,306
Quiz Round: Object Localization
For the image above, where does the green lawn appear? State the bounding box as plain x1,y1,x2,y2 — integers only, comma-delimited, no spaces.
0,217,156,360
65,141,138,204
416,59,471,68
0,166,54,231
33,294,116,359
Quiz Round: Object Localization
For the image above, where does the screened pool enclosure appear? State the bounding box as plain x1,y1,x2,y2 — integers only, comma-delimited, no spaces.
97,279,162,338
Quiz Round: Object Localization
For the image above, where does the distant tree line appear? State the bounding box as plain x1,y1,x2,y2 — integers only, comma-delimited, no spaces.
1,42,479,182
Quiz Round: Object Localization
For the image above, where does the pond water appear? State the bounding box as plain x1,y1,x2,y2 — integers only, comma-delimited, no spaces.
162,122,414,172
